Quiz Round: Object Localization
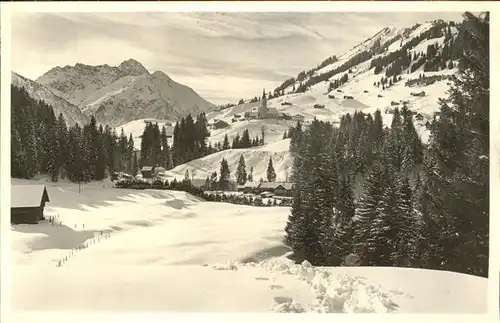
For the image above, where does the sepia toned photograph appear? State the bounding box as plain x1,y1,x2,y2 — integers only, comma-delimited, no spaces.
8,9,489,314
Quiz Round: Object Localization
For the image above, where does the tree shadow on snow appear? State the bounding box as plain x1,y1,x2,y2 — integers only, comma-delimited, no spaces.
38,185,192,212
164,198,198,210
12,221,95,251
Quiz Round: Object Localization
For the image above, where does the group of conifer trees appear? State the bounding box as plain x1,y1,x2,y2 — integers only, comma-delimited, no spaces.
12,85,136,183
208,154,277,189
139,113,212,169
285,12,489,277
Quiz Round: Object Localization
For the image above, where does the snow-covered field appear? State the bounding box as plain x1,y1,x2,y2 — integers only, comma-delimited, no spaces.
11,177,487,314
165,139,292,182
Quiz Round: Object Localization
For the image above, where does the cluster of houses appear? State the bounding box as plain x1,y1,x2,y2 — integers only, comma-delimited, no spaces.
236,181,294,197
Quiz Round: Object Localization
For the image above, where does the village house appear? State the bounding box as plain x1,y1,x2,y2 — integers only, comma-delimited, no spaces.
255,182,294,196
245,111,259,119
213,120,230,129
11,185,50,224
410,91,426,97
243,182,260,193
293,114,305,122
154,166,166,177
266,107,280,119
274,183,294,197
140,166,154,179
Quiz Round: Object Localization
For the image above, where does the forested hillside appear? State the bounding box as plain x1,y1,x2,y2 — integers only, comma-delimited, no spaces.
284,12,489,277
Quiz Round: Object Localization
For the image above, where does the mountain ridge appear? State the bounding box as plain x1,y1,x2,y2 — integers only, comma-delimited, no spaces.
30,58,217,127
11,71,90,126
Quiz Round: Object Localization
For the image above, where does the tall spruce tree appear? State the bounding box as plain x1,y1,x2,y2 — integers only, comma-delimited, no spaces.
423,12,489,277
223,134,230,150
219,158,231,190
236,155,248,185
267,157,277,182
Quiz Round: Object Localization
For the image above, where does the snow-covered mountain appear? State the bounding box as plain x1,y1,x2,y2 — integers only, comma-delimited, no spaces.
200,20,458,144
145,19,460,182
11,72,90,126
33,59,218,127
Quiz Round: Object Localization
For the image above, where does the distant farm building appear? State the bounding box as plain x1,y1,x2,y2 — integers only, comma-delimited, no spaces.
140,166,154,179
314,104,325,109
245,111,259,119
267,107,280,118
415,113,424,121
154,166,166,177
293,114,305,122
243,182,260,193
410,91,426,97
255,182,294,197
213,120,230,129
111,171,133,181
11,185,50,224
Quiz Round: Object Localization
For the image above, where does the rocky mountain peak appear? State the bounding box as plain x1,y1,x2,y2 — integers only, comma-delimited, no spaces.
118,59,149,76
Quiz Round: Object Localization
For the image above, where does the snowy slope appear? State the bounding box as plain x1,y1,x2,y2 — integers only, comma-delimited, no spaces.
11,72,90,126
11,178,487,313
165,139,293,182
34,59,218,127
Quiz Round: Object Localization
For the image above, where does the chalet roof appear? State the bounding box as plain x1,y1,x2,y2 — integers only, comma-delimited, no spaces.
258,182,294,190
278,183,294,190
141,166,153,171
11,185,50,208
244,182,260,188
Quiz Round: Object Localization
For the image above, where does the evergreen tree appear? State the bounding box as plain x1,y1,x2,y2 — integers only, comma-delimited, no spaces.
223,134,230,150
219,158,231,190
353,162,389,266
236,154,247,185
241,129,251,148
423,12,489,277
267,156,277,182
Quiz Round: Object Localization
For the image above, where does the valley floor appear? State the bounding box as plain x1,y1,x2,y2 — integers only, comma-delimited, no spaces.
11,178,487,315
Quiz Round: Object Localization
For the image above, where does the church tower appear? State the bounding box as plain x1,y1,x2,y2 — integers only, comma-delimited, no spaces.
259,88,267,119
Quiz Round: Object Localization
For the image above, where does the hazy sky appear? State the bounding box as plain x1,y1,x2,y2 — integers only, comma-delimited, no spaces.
12,12,463,104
